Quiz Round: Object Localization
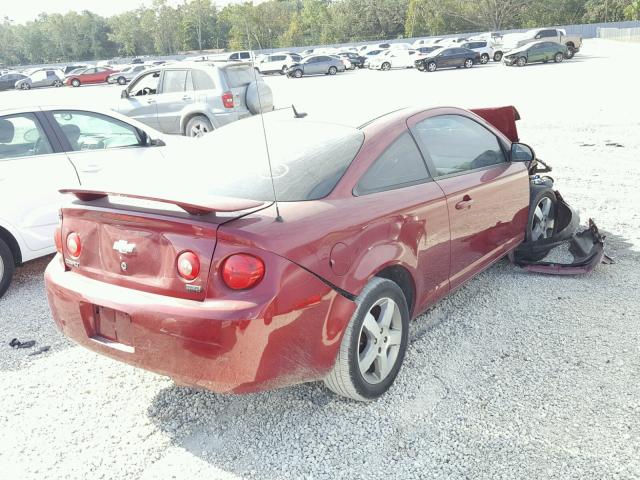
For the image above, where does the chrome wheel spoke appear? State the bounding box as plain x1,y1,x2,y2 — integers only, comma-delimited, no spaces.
359,344,377,375
378,300,395,329
374,351,390,380
387,329,402,346
362,313,380,339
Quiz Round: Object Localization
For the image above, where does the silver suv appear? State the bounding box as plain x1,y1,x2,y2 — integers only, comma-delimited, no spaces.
115,62,273,137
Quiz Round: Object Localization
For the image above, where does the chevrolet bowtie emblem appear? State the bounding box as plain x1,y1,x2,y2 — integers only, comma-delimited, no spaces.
113,240,136,255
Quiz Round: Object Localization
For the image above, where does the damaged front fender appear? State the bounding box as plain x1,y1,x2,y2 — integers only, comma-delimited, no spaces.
512,193,613,275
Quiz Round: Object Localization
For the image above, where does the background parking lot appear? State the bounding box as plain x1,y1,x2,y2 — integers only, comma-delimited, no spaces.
1,39,639,479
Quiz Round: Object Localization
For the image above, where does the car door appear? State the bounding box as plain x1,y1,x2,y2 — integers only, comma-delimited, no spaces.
0,112,79,253
30,70,47,88
47,109,166,186
353,131,450,312
156,69,191,134
408,111,529,290
116,71,161,130
437,49,454,68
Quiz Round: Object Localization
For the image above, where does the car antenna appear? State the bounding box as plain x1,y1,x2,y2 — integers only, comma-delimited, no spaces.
250,46,283,222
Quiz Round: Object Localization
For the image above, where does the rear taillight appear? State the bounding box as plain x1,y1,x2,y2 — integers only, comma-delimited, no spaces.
54,226,63,254
177,251,200,281
222,91,234,109
222,254,265,290
66,232,81,258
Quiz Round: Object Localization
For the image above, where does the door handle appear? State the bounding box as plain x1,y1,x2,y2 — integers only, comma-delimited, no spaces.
146,99,156,104
182,95,192,100
80,164,101,173
455,195,474,210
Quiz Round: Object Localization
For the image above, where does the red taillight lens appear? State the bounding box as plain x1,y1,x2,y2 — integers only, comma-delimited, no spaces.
222,254,265,290
54,226,63,254
66,232,81,258
177,251,200,281
222,91,234,109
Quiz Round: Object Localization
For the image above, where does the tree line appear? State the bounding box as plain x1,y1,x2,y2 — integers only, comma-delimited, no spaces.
1,0,639,66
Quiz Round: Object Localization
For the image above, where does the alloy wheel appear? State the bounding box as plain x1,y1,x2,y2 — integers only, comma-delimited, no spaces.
189,121,211,137
357,297,403,384
531,197,555,241
517,57,526,67
464,59,473,68
428,62,437,72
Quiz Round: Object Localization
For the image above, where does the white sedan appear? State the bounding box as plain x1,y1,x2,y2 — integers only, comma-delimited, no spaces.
0,106,185,297
368,49,418,70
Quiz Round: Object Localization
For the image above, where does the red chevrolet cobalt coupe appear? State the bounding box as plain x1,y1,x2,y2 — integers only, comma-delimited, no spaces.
46,106,541,401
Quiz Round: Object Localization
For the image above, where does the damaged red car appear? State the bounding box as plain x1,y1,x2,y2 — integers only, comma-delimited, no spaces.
45,106,606,401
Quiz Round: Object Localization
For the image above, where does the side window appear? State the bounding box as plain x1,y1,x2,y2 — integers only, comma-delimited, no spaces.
52,111,142,151
161,70,188,93
413,115,506,176
85,68,97,74
240,52,251,60
229,53,239,60
46,71,57,79
355,132,430,195
191,69,216,91
129,71,160,96
32,71,47,81
0,113,53,160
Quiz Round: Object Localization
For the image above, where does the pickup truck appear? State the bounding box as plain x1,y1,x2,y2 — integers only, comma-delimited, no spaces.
493,28,582,61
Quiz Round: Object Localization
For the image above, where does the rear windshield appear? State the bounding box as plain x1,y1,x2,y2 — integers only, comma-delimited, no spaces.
172,117,364,202
224,65,254,87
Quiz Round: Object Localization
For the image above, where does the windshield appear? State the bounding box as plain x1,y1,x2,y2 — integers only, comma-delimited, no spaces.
167,117,364,202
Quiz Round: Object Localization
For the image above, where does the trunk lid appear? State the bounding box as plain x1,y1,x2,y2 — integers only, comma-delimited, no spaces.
59,189,266,301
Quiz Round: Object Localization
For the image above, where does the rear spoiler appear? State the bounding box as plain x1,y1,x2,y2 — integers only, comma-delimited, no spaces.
60,188,265,215
471,106,521,142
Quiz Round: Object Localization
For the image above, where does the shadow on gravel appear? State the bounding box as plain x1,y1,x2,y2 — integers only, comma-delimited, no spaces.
0,255,73,372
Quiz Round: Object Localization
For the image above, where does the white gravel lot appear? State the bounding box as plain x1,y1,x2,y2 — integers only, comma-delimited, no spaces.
0,39,639,479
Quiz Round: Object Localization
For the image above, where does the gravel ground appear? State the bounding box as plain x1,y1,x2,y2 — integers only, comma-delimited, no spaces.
1,39,639,479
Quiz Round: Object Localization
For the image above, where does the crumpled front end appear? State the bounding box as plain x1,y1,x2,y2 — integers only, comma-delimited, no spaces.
512,191,612,275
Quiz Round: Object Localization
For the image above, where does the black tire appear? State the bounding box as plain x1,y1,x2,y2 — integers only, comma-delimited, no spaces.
280,66,287,75
0,238,15,299
117,76,126,85
427,61,437,72
516,57,527,67
328,66,337,75
293,69,303,78
522,189,558,261
185,115,213,137
71,78,80,87
554,52,564,63
381,62,391,71
464,58,474,68
493,51,503,62
324,277,409,402
416,62,425,71
480,53,490,64
564,45,575,59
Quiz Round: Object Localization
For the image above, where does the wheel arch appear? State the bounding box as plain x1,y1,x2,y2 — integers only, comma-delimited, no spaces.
180,110,214,135
565,41,575,48
373,264,416,318
0,225,22,266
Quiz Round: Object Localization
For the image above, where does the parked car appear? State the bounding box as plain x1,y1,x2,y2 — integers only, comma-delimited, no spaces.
0,72,27,91
503,41,568,67
496,28,581,60
415,47,481,72
369,49,418,70
338,52,365,68
64,67,117,87
362,49,385,67
44,105,591,401
0,106,182,298
15,69,65,90
389,42,413,50
115,62,273,137
107,65,150,85
286,55,346,78
255,53,302,75
413,46,444,70
460,40,493,64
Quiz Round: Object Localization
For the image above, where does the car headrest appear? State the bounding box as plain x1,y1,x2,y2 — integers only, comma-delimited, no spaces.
0,118,15,143
61,123,81,142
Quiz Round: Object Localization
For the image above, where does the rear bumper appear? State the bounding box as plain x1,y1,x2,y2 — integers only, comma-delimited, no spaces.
45,256,356,393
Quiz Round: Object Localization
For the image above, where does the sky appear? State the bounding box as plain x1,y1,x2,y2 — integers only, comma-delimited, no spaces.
2,0,232,25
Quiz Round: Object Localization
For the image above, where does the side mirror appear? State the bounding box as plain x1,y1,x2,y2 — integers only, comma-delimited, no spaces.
149,137,166,147
121,89,129,99
535,34,541,39
511,143,535,162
